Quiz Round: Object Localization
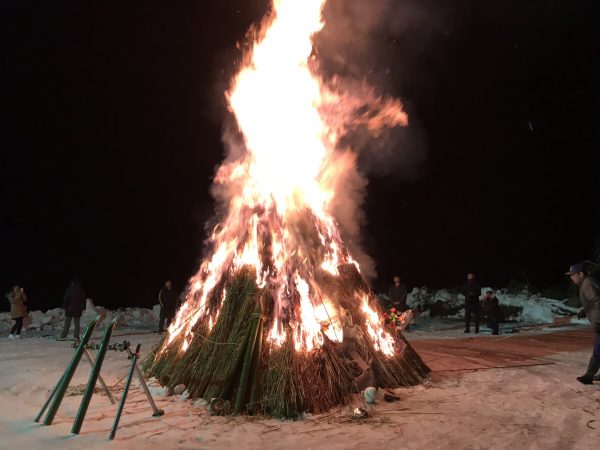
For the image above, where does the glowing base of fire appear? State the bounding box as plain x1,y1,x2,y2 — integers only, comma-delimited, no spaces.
146,266,429,417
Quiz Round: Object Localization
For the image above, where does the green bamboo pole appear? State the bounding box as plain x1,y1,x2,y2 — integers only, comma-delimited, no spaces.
125,346,164,417
84,349,116,404
248,318,263,411
219,322,252,400
42,316,100,425
234,306,261,414
109,344,141,440
71,318,117,434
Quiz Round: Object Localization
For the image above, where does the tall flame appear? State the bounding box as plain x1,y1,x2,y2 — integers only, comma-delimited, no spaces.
164,0,405,357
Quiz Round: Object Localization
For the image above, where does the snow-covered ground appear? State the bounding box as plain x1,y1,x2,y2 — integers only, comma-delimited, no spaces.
1,323,599,449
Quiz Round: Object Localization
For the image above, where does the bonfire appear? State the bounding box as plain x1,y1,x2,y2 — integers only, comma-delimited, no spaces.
146,0,429,417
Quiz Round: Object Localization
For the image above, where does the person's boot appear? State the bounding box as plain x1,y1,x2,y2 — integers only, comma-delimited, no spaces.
577,355,600,384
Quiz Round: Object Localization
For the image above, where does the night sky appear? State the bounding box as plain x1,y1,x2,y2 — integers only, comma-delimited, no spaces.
2,1,598,311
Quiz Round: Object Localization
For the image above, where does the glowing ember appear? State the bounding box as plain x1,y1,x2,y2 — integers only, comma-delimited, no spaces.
163,0,407,356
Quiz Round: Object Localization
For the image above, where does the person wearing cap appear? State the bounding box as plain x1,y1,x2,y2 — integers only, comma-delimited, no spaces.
566,261,600,384
389,275,410,331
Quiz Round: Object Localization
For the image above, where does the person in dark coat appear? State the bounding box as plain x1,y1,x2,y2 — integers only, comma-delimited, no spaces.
6,285,28,338
483,290,503,335
58,279,87,341
158,280,177,332
461,272,482,333
389,275,410,331
567,262,600,384
389,276,408,311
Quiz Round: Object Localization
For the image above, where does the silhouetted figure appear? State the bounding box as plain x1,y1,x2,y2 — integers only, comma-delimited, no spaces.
461,272,481,333
6,285,27,338
158,280,177,332
58,279,87,341
483,290,502,335
389,275,410,331
389,276,408,311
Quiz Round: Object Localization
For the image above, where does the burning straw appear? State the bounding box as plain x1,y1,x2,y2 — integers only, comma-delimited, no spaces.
146,266,429,418
146,0,429,418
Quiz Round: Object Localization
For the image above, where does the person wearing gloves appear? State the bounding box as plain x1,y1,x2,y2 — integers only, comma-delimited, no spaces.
567,262,600,384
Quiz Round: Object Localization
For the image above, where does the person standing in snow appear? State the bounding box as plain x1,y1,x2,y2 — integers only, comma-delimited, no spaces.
6,285,27,338
389,276,408,311
483,290,502,335
158,280,177,333
58,278,87,342
389,276,410,331
566,262,600,384
461,272,482,333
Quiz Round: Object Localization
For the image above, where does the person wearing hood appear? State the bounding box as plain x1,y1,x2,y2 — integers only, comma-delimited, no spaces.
57,278,87,342
567,262,600,384
6,285,27,338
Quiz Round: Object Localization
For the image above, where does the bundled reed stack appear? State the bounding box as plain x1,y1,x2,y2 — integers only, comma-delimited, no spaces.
147,266,429,418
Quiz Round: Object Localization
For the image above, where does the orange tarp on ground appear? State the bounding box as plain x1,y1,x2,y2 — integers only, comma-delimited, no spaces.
411,328,595,374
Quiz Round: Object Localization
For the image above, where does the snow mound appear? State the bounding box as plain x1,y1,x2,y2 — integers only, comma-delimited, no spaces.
402,287,579,324
0,299,161,331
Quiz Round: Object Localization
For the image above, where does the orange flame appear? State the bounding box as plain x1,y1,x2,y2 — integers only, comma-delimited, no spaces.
163,0,406,356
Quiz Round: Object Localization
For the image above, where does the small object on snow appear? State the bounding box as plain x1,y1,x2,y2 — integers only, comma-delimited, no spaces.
553,316,572,325
208,398,225,415
173,383,186,395
193,398,208,408
352,407,369,420
383,392,400,402
363,387,377,404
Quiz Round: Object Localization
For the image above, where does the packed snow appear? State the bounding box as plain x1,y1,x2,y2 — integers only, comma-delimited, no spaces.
0,322,598,449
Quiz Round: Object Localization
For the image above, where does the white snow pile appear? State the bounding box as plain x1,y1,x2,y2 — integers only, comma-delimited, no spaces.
379,287,580,324
0,299,161,331
491,289,578,323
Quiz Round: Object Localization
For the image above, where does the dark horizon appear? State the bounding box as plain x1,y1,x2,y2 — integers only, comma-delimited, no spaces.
2,0,598,312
